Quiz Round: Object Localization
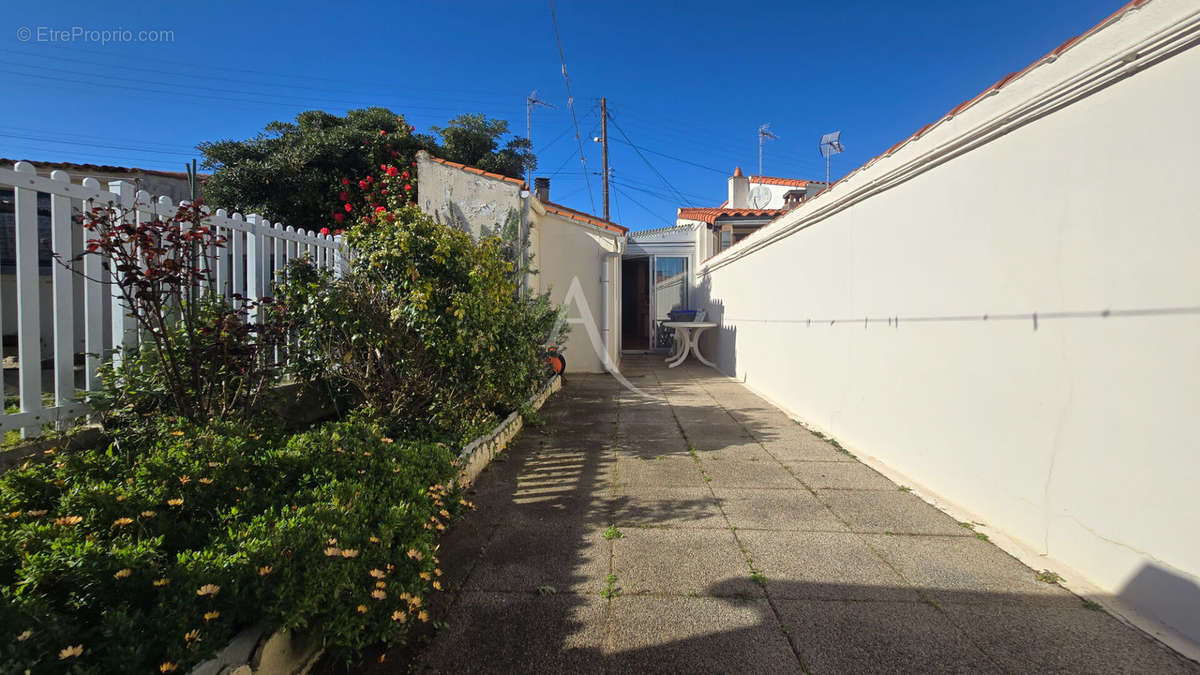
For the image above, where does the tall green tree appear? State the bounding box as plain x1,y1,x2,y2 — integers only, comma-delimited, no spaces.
198,108,532,230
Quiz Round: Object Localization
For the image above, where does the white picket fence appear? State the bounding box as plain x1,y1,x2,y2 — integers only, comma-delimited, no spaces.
0,161,347,438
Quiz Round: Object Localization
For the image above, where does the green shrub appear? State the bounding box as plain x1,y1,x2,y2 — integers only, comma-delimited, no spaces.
0,414,462,673
279,200,563,444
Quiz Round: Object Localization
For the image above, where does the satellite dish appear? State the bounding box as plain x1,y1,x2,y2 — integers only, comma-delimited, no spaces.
748,185,772,209
819,131,844,159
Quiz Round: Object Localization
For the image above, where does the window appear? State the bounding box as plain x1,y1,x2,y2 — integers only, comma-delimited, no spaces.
719,229,731,252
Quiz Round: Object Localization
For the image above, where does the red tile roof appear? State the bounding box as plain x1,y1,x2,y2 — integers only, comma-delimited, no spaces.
677,207,787,225
824,0,1153,195
422,153,527,188
543,201,629,234
0,158,203,180
748,176,811,187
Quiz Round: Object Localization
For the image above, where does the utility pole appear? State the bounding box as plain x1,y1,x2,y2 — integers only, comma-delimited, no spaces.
600,97,610,221
525,90,554,186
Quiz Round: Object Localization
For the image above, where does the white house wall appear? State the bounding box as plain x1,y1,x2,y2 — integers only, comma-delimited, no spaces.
695,0,1200,649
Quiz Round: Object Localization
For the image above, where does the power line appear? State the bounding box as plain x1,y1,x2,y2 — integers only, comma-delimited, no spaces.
607,112,692,206
548,0,596,214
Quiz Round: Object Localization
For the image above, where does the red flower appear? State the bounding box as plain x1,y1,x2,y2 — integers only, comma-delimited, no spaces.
333,213,345,222
391,150,398,157
401,171,409,179
319,227,331,236
339,191,348,201
335,229,343,235
409,125,415,132
403,184,412,191
341,178,350,185
375,206,386,213
411,161,417,167
359,180,368,189
386,166,398,177
366,176,373,183
344,203,353,212
380,164,387,170
379,130,387,136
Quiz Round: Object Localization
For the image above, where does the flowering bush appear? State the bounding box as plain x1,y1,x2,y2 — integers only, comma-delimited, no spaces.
278,183,564,442
0,414,463,673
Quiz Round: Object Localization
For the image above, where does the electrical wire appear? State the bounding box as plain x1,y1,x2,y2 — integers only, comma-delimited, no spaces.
606,112,692,206
611,184,672,228
547,0,596,214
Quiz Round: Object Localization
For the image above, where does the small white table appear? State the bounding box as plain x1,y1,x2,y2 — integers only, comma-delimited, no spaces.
663,321,718,368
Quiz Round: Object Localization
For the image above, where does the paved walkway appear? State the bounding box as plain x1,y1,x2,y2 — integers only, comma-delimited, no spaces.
416,357,1197,674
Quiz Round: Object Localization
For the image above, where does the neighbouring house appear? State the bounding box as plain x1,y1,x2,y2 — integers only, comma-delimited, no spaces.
0,160,197,360
680,167,828,256
416,151,626,373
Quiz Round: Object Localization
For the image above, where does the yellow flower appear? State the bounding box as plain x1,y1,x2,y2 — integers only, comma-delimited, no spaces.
178,476,191,485
196,584,220,597
369,536,380,544
153,578,170,587
6,511,20,519
54,515,83,526
356,605,368,614
115,495,127,502
258,566,273,576
417,610,429,622
160,662,178,672
408,596,422,608
324,547,342,557
17,629,32,641
340,549,359,559
207,461,220,468
375,580,387,589
141,510,157,518
327,537,338,545
167,498,184,507
419,572,432,581
114,568,132,579
436,523,445,531
362,451,371,457
198,478,213,485
184,629,200,642
439,509,450,518
381,437,394,444
58,644,84,659
434,568,442,576
26,509,48,517
203,611,220,622
113,517,133,527
391,610,407,623
170,430,185,436
371,589,386,600
407,549,423,561
433,580,443,591
369,568,386,579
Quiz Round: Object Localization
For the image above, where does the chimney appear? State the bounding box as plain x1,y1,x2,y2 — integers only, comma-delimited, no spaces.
783,189,805,208
727,167,748,208
534,177,550,202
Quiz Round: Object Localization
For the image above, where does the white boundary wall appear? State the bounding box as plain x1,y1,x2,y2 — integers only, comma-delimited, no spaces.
696,0,1200,650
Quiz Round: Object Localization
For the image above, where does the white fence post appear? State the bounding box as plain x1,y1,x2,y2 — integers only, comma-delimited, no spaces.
246,214,264,321
80,177,105,393
49,170,76,428
231,212,245,300
107,180,137,367
214,208,229,297
272,223,285,293
13,162,43,438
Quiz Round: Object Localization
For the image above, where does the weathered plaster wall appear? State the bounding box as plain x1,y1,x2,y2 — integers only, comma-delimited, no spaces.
696,0,1200,650
415,152,522,240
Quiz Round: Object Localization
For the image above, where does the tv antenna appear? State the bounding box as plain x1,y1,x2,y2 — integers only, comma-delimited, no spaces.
757,124,778,179
818,130,844,186
526,89,555,184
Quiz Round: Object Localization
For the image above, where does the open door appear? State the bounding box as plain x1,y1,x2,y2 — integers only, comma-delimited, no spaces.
621,257,649,351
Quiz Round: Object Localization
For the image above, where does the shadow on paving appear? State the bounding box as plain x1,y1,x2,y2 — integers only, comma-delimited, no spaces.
349,357,1199,675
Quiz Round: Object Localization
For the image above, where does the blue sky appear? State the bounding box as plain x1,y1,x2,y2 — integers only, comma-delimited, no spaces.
2,0,1124,231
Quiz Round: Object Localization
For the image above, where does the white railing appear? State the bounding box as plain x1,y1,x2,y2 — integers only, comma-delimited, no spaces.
0,161,347,438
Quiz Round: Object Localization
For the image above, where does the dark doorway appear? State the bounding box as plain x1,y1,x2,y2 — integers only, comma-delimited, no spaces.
621,257,649,350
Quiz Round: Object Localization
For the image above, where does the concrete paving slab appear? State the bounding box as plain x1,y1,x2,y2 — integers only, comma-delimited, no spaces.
818,489,969,535
689,440,774,462
774,598,1001,674
610,435,690,458
607,596,801,675
940,603,1200,674
700,459,801,489
758,436,856,463
788,460,898,490
711,488,848,532
612,456,708,489
862,534,1080,606
420,591,607,675
736,530,918,601
610,488,727,529
465,516,611,595
611,528,760,597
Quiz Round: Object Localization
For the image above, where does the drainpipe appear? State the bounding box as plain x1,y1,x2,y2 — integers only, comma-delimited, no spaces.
519,188,531,295
600,239,623,373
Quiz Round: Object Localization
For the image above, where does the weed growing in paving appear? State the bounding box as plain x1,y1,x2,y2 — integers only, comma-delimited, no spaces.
601,574,619,599
898,485,912,492
1035,570,1065,585
603,524,624,540
536,585,558,596
750,570,768,585
1081,599,1104,611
